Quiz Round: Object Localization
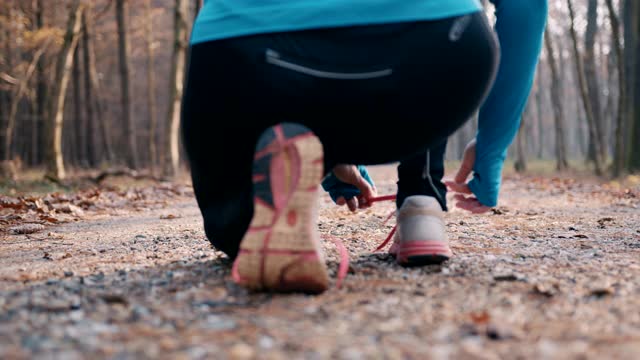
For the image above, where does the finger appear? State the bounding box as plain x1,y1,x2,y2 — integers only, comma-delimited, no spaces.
347,198,358,212
456,198,490,214
445,181,473,195
454,164,473,184
455,142,476,183
469,205,491,214
453,194,468,202
354,176,376,201
336,197,346,206
357,195,371,209
456,200,478,213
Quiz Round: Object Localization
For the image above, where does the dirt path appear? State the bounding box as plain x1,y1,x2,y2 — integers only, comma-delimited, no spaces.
1,166,639,359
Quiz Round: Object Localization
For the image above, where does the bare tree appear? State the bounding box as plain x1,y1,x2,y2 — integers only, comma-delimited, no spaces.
545,31,569,171
115,0,138,169
82,9,114,165
72,44,84,166
605,0,627,176
145,0,158,171
625,0,640,170
567,0,604,174
163,0,188,178
3,42,51,173
584,0,607,163
34,0,46,165
44,1,83,181
514,114,528,173
534,70,545,159
81,11,96,166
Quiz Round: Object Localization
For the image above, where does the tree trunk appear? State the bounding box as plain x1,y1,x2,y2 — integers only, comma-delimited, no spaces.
605,0,628,176
0,10,14,179
585,0,608,163
163,0,188,178
514,112,528,173
626,0,640,170
34,0,47,166
115,0,138,169
72,45,85,167
4,43,50,165
44,1,83,181
567,0,604,175
145,0,158,172
81,11,98,167
545,31,569,171
534,69,545,159
82,12,114,165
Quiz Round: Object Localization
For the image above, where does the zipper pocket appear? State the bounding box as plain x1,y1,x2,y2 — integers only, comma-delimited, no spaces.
265,49,393,80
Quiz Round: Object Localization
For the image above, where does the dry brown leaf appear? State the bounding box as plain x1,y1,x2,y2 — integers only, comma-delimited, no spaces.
40,215,60,223
470,311,491,325
9,223,45,235
0,197,24,210
53,204,85,217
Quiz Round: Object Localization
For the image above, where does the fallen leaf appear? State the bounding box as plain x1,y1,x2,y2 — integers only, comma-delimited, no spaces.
9,223,45,235
53,204,85,217
470,311,491,325
0,197,24,210
40,215,60,223
597,217,615,228
48,232,64,239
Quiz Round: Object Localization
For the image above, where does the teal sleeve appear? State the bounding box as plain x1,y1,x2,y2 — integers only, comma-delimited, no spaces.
322,166,375,203
468,0,548,207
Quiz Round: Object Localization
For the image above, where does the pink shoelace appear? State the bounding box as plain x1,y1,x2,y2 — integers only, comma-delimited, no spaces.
329,194,398,288
233,194,398,290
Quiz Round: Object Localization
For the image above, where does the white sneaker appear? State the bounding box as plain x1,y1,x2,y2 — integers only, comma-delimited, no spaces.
388,195,452,266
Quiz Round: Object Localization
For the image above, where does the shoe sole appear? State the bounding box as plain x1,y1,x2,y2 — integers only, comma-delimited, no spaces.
396,241,452,267
232,123,329,293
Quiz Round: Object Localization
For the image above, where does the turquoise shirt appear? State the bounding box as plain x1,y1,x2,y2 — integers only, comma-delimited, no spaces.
191,0,482,44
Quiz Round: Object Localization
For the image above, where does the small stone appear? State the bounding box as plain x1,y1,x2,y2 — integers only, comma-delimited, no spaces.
203,315,237,331
589,286,614,298
258,336,275,349
493,273,518,282
486,324,517,341
229,343,255,359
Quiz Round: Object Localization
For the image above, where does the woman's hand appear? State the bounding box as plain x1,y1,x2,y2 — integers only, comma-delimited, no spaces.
444,139,491,214
332,164,377,212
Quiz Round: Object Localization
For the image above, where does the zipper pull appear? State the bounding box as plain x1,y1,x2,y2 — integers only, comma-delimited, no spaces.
265,49,280,60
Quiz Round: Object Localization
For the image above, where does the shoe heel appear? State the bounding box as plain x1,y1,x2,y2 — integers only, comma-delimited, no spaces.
233,123,329,293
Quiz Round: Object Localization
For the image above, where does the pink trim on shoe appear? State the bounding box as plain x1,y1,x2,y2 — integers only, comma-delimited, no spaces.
396,241,452,257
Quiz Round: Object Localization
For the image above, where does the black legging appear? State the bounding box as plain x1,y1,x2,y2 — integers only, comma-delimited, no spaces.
182,13,499,258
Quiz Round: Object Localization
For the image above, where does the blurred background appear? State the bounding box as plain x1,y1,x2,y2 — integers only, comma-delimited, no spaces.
0,0,639,184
